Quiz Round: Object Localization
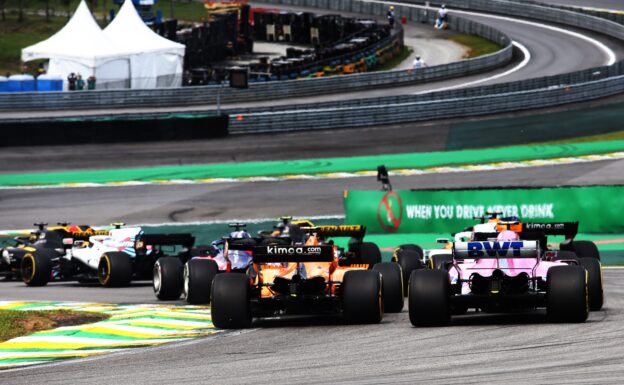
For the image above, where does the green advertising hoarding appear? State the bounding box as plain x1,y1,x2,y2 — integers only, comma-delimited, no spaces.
344,186,624,234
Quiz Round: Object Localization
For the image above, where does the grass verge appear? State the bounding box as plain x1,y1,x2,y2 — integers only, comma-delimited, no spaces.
449,34,502,58
542,130,624,144
0,309,109,342
377,46,413,71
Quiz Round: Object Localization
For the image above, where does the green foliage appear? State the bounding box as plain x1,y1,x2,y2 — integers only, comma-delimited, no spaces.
0,309,109,342
449,34,502,58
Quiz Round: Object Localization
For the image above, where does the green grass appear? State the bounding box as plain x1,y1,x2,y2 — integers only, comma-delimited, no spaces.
378,46,413,71
0,309,108,342
153,1,207,22
0,1,203,74
450,34,502,58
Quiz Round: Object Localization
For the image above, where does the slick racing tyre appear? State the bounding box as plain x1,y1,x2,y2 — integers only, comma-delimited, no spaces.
579,257,604,311
360,242,382,266
546,265,589,323
185,258,219,305
408,269,450,327
572,240,601,260
211,273,252,329
373,262,404,313
342,270,383,324
21,250,55,286
98,252,133,287
397,244,424,256
393,247,425,295
153,257,183,300
429,254,453,271
561,240,600,260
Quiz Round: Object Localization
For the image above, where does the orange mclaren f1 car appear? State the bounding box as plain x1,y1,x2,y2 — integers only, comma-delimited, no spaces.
210,224,404,328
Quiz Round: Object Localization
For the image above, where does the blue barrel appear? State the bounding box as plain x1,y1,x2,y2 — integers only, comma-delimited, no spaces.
36,74,64,92
8,74,36,92
0,76,8,92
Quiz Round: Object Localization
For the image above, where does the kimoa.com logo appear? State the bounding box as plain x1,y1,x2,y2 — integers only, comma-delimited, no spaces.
266,246,322,254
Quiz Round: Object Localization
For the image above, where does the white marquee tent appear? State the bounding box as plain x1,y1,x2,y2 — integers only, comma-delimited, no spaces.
21,0,185,89
21,0,130,89
104,0,185,88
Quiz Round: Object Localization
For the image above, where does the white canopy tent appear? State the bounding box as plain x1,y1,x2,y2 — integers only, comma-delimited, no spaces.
21,0,130,89
104,0,185,88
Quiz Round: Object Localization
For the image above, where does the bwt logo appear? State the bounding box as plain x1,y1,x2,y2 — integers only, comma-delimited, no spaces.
467,241,524,257
266,246,322,254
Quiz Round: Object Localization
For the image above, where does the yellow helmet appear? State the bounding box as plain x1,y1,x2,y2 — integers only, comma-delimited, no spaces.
390,5,395,10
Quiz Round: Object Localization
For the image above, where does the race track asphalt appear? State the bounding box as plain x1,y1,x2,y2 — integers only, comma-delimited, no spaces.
541,0,624,11
0,158,622,229
1,2,623,382
0,269,621,384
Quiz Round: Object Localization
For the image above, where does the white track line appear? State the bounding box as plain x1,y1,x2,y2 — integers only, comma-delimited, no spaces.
447,6,617,66
359,0,616,93
416,41,531,93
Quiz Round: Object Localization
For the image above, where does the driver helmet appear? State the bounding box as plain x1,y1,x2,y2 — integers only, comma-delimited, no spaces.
497,230,519,242
229,230,251,239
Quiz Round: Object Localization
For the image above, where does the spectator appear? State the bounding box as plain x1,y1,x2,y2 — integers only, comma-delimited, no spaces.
87,75,96,90
436,4,448,29
76,73,85,90
412,56,427,69
67,72,77,91
387,6,395,28
36,63,46,78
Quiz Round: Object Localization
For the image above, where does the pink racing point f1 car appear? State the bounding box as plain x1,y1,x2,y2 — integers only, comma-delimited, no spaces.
408,238,592,326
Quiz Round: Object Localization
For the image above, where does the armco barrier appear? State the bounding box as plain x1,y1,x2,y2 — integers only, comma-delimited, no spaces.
0,0,512,113
224,0,624,133
3,0,624,136
344,186,624,234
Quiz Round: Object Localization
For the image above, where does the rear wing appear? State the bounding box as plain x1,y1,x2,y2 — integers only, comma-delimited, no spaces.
135,233,195,249
68,230,109,241
521,222,579,239
454,241,539,259
300,225,366,240
252,245,334,263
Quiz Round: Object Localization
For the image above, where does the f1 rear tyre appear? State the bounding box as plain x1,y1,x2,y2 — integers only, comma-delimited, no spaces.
360,242,382,266
393,248,424,295
342,270,383,324
397,244,424,256
408,269,450,326
211,273,252,329
429,254,453,271
373,262,404,313
185,258,219,305
572,240,600,260
153,257,183,300
98,252,133,287
547,265,588,323
21,250,55,287
579,257,603,311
